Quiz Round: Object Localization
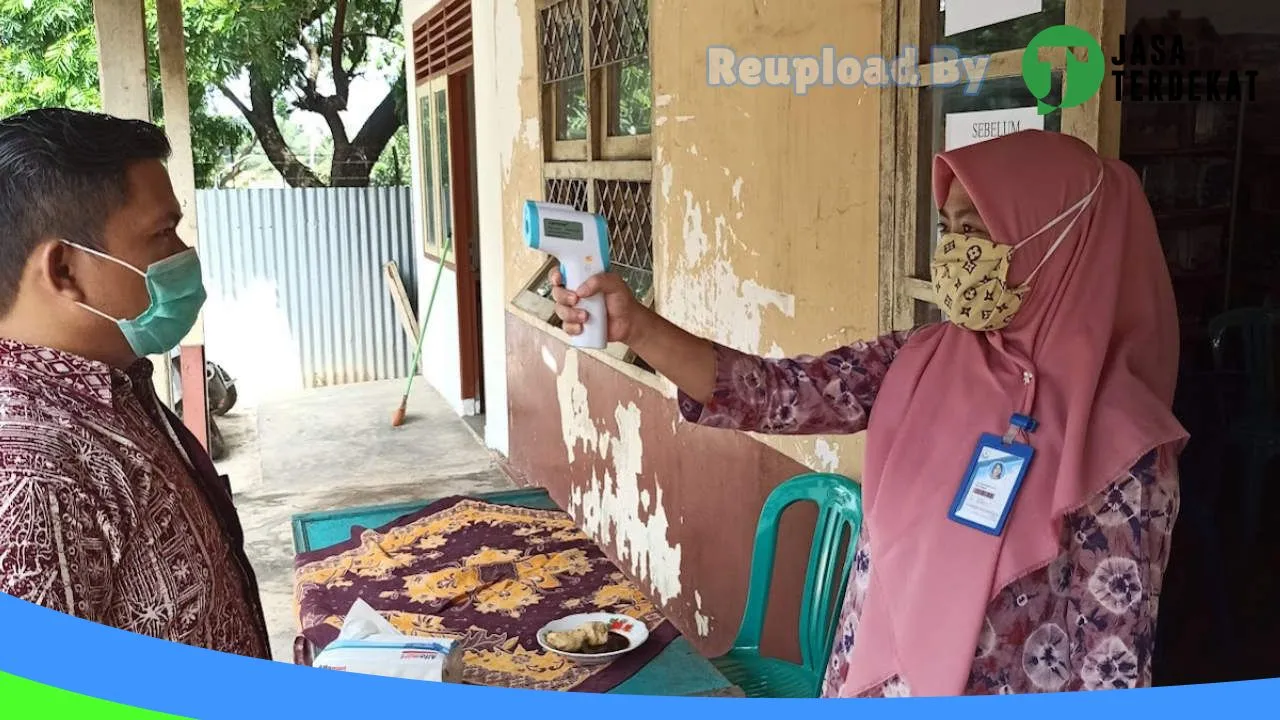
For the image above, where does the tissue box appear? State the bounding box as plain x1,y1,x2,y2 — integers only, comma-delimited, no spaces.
314,636,464,683
312,599,464,683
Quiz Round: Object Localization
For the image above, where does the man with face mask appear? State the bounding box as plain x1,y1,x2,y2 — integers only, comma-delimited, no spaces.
0,108,270,658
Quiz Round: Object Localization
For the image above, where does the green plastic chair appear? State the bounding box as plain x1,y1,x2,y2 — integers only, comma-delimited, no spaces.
711,473,864,698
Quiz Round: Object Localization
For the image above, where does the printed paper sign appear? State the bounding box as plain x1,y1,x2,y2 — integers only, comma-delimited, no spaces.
945,107,1045,151
944,0,1043,37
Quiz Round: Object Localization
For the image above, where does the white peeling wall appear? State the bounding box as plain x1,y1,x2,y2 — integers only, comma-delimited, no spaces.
472,0,512,453
417,259,465,415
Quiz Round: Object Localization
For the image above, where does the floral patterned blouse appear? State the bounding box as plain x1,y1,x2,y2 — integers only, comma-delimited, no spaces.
677,331,1181,696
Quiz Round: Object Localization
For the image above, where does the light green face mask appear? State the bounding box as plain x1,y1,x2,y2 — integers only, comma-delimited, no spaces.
65,241,208,357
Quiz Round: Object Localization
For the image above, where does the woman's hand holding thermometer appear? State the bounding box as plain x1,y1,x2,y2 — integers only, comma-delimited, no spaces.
523,201,612,349
547,267,645,346
548,265,719,406
534,200,718,402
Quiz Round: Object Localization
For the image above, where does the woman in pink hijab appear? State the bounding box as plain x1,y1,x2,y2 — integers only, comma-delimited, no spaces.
549,130,1188,696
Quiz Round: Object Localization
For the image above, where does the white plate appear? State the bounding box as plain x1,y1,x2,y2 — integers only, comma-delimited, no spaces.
536,612,649,665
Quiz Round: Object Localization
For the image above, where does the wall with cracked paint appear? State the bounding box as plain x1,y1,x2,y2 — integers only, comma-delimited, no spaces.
492,0,550,299
487,0,885,659
650,0,884,480
508,316,824,659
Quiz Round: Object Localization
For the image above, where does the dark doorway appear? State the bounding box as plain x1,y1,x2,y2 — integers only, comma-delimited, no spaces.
1119,0,1280,686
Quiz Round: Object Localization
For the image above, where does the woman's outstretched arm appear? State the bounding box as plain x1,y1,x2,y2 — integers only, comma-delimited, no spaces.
672,334,910,436
551,268,913,436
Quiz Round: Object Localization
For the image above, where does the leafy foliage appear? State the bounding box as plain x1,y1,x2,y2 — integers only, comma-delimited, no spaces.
0,0,407,188
613,59,651,136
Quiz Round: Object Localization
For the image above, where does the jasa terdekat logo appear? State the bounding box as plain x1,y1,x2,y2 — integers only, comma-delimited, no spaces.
1112,33,1259,102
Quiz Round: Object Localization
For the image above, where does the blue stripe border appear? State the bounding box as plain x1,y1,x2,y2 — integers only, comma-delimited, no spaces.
0,592,1274,717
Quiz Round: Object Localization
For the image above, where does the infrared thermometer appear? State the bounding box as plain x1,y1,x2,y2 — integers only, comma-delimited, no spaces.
523,201,611,349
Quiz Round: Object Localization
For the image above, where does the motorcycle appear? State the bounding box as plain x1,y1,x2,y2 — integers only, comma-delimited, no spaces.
168,350,239,461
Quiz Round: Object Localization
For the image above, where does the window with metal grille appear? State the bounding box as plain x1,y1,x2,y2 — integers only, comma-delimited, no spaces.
540,0,587,146
595,180,652,300
520,0,654,368
591,0,651,144
546,178,590,212
538,0,651,161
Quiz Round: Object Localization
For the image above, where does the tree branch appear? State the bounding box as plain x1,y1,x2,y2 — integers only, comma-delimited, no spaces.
351,73,406,153
220,75,324,188
342,31,393,42
291,0,350,149
332,71,407,186
331,0,350,103
301,34,323,87
217,145,256,188
294,93,350,149
347,34,369,76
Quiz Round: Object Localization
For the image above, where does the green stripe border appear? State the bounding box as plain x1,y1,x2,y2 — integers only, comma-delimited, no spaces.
0,671,189,719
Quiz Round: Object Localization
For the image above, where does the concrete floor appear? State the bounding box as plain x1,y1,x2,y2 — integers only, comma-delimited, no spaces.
214,379,512,662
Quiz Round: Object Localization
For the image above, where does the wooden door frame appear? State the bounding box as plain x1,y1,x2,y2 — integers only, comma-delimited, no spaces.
448,69,484,409
412,0,481,411
417,72,481,409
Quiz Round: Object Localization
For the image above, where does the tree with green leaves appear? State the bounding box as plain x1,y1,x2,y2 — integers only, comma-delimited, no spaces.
0,0,407,188
192,0,407,187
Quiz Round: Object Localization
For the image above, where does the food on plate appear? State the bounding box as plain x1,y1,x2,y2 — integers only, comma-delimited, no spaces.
544,621,610,653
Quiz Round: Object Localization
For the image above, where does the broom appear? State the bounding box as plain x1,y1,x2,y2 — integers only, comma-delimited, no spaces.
392,232,454,427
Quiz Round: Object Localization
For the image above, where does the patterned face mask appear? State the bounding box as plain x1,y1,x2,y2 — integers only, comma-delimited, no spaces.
930,169,1104,332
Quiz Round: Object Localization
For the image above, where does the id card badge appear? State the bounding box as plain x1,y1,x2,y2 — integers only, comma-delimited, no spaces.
948,415,1037,536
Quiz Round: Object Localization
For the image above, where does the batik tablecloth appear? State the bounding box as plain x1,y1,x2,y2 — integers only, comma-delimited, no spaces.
293,496,678,692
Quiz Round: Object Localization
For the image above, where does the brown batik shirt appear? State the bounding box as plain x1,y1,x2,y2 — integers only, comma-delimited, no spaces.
0,338,270,658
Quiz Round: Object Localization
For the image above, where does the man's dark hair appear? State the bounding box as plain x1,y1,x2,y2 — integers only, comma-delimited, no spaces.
0,108,171,315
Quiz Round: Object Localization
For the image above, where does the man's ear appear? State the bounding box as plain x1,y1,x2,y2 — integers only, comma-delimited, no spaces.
34,240,86,303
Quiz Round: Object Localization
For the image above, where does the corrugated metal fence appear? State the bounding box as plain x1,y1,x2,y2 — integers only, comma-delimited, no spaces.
197,187,418,396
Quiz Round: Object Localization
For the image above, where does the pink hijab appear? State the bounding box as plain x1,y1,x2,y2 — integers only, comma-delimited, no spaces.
837,130,1189,697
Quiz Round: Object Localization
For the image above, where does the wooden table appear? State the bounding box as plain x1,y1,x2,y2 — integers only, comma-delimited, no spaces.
292,488,743,698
